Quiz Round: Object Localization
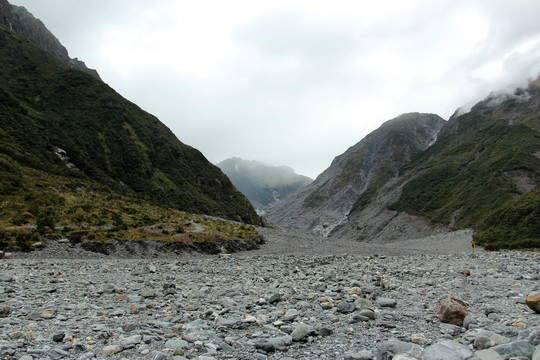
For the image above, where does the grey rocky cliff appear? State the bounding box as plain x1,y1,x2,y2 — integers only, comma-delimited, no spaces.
0,0,100,79
265,113,445,239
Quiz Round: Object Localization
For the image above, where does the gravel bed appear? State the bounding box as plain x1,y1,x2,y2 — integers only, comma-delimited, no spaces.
0,228,539,359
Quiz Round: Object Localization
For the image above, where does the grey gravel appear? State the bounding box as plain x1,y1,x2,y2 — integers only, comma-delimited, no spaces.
0,227,539,359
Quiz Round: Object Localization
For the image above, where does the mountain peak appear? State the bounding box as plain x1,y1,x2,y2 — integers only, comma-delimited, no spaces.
217,157,312,210
0,0,100,79
265,113,445,236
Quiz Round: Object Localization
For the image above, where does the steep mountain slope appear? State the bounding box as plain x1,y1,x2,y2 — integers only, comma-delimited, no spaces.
0,0,99,78
265,113,445,235
267,79,540,249
387,79,540,248
0,24,261,225
216,157,312,210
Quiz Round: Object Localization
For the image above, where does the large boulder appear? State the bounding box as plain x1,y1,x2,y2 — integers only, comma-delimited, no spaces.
525,293,540,313
438,296,468,326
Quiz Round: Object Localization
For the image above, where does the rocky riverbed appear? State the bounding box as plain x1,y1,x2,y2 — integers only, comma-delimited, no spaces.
0,228,539,359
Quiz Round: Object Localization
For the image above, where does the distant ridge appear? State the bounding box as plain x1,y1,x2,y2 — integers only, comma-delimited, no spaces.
217,157,312,211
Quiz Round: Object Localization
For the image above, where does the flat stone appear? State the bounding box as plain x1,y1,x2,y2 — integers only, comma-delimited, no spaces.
376,297,397,308
120,334,142,347
49,347,71,359
475,349,504,360
282,308,300,321
337,300,357,313
422,340,475,360
165,338,189,351
268,293,281,304
255,339,275,353
491,340,535,360
359,308,376,320
355,298,373,309
410,334,428,345
40,310,56,319
344,350,374,360
474,330,511,350
376,340,424,360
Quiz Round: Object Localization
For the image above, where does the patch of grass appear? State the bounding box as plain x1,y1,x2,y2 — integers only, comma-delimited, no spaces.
0,165,263,251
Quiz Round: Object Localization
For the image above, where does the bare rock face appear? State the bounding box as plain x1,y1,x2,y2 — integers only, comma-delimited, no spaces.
438,296,468,326
265,113,445,240
525,293,540,313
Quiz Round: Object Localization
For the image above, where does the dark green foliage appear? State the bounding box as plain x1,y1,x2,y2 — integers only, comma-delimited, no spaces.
67,231,87,244
0,231,9,249
474,184,540,248
14,231,39,252
0,154,22,195
0,25,261,225
25,191,65,218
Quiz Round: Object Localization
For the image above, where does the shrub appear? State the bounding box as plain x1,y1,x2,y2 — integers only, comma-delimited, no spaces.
0,231,10,249
36,207,56,234
483,242,500,251
15,232,39,252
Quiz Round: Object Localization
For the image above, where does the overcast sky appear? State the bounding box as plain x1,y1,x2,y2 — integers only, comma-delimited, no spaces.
10,0,540,179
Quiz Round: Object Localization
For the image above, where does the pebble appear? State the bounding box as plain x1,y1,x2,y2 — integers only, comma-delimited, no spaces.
0,251,538,359
291,322,310,342
102,344,123,354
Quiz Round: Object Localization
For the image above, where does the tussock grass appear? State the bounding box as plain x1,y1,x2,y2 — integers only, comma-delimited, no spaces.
0,166,262,251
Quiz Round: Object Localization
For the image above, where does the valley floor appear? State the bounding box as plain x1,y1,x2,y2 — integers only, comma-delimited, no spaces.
247,227,479,257
10,226,480,260
2,228,539,360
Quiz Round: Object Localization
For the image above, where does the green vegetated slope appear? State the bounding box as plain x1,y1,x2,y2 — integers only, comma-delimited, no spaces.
389,80,540,248
0,163,263,252
0,25,261,226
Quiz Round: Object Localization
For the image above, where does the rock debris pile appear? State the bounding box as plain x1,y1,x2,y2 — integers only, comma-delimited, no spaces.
0,251,539,359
